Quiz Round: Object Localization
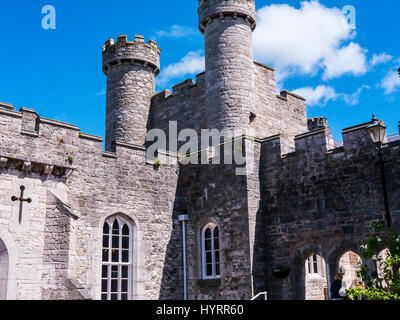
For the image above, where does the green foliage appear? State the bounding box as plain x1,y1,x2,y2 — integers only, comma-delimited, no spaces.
346,221,400,300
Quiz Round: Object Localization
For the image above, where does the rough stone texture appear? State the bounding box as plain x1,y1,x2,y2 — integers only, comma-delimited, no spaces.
103,35,160,151
259,122,400,300
0,0,399,301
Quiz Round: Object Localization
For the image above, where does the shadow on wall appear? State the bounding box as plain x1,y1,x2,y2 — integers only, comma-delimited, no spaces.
158,166,185,300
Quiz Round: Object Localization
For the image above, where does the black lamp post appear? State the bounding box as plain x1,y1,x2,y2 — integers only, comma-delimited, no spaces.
367,115,391,228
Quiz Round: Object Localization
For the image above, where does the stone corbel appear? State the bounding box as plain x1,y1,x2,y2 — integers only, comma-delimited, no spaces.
22,161,32,173
62,168,74,179
43,164,54,176
0,157,7,169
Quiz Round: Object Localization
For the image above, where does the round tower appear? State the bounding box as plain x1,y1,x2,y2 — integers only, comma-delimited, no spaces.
102,35,161,151
198,0,257,132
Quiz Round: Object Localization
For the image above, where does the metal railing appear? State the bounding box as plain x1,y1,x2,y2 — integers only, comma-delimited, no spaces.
251,292,268,300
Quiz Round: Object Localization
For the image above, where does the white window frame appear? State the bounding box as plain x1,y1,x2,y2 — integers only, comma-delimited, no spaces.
307,254,324,277
101,216,133,300
201,223,220,280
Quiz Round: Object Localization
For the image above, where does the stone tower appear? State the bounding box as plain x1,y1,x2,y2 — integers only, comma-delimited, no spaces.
102,35,161,151
198,0,257,132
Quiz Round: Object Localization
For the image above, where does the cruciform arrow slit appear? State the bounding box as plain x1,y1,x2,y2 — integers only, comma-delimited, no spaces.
11,186,32,224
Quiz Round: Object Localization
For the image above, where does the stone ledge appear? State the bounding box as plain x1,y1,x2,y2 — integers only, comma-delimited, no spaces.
0,108,22,118
79,132,103,142
21,130,39,138
0,152,76,179
254,61,275,71
197,278,221,288
40,117,80,131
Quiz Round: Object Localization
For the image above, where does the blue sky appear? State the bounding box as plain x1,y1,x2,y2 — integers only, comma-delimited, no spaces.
0,0,399,142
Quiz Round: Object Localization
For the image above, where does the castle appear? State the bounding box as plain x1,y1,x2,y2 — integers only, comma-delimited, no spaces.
0,0,399,300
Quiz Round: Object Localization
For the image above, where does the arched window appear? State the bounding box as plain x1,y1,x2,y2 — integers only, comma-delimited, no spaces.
0,238,8,300
338,251,362,289
101,216,132,300
305,253,328,300
201,223,220,279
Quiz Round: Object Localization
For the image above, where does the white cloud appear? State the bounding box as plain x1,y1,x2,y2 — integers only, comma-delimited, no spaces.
293,84,370,106
157,51,205,87
293,85,338,106
370,53,393,67
342,85,370,105
380,70,400,95
323,42,368,80
156,25,197,38
253,1,368,80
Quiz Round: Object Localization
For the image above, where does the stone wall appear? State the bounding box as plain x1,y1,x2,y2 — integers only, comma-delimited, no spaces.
258,119,400,300
0,103,182,300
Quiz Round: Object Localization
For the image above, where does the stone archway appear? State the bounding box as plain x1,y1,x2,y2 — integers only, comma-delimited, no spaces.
338,251,362,289
0,238,9,300
305,253,328,300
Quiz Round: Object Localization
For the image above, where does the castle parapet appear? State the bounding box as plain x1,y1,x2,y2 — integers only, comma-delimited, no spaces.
102,35,161,75
342,118,386,152
198,0,256,33
295,117,335,155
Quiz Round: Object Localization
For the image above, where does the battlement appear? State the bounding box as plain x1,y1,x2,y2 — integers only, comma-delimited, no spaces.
102,35,161,75
152,72,206,104
259,117,398,164
198,0,256,33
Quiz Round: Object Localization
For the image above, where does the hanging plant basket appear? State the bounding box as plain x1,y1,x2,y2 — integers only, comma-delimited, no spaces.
272,266,290,279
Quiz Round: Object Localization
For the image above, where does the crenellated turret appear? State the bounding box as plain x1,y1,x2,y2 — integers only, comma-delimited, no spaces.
102,35,161,151
198,0,257,132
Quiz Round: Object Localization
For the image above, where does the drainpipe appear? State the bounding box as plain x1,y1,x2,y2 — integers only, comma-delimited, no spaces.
178,214,189,300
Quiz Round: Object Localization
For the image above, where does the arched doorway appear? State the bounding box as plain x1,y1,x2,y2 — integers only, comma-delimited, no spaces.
376,248,390,288
0,238,9,300
305,253,328,300
338,251,361,289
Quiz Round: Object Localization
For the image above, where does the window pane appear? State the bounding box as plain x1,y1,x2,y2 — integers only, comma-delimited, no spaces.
121,294,128,300
214,236,219,250
122,250,129,263
103,222,109,234
205,239,212,251
111,280,118,292
112,249,119,262
112,236,119,249
112,220,119,235
206,264,213,276
214,227,219,238
122,224,129,236
122,237,129,249
206,251,212,264
205,228,211,239
102,265,108,278
121,280,128,292
111,266,118,278
102,235,109,248
111,294,118,300
122,266,128,278
102,249,108,262
101,294,108,300
215,250,220,263
101,279,108,293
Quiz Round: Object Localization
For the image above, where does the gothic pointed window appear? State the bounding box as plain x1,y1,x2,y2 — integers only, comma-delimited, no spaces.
101,216,132,300
201,223,220,279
